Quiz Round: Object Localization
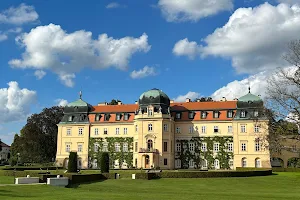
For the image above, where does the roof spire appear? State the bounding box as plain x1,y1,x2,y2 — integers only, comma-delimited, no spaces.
248,85,251,93
79,91,82,99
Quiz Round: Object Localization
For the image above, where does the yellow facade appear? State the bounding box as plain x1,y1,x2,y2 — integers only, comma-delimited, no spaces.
55,89,271,170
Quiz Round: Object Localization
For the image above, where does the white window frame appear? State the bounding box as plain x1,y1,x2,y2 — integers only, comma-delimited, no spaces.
214,111,219,118
241,143,247,151
66,128,71,136
189,143,194,152
214,126,219,133
254,125,260,133
94,143,99,152
255,141,260,152
214,159,220,169
135,125,138,132
241,125,246,133
115,143,120,152
214,143,219,152
115,128,120,135
66,144,71,152
201,126,206,134
123,143,128,152
176,127,181,133
148,124,153,131
104,128,108,135
201,143,207,152
228,143,233,152
163,124,168,132
242,158,247,167
202,159,207,168
255,159,261,168
228,110,233,118
78,128,83,135
228,126,233,133
254,110,259,117
94,128,99,135
176,113,181,119
103,143,108,152
124,127,128,135
189,126,194,134
241,111,246,118
189,160,194,168
176,143,181,152
116,114,121,121
78,144,83,152
175,159,181,168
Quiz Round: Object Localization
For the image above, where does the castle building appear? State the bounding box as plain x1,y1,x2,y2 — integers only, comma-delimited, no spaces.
55,88,271,170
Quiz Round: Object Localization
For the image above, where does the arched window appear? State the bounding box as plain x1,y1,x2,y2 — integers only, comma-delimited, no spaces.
148,124,153,131
147,140,153,151
242,157,247,167
214,159,220,169
255,158,261,168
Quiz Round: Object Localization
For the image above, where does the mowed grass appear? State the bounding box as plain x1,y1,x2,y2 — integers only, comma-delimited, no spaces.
0,172,300,200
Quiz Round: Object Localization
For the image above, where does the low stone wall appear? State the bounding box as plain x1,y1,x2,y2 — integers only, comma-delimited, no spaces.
47,176,69,187
15,177,40,184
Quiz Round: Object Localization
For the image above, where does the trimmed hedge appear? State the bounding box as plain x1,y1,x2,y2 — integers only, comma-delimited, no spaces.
134,170,272,180
68,152,78,173
100,152,109,173
2,166,63,171
39,174,64,183
272,168,300,172
236,167,272,171
64,173,117,184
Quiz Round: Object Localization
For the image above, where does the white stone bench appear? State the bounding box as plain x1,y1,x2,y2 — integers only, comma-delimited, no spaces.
132,174,136,179
47,176,69,187
15,176,40,184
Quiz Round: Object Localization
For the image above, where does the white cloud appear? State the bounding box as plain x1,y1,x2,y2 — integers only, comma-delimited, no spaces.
0,81,37,123
158,0,233,22
0,33,7,41
7,27,22,33
130,66,157,79
55,99,68,107
0,3,38,25
200,3,300,74
173,38,201,59
34,70,46,80
9,23,151,87
277,0,300,4
106,2,125,9
173,91,201,102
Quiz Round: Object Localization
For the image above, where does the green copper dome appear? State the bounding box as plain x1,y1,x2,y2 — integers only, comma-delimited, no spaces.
139,88,170,106
67,99,89,107
238,93,262,102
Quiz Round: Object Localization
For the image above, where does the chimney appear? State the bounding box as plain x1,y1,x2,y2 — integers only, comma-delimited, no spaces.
233,98,238,101
196,99,200,102
135,101,138,104
98,102,108,106
220,97,227,102
186,98,191,103
118,101,122,105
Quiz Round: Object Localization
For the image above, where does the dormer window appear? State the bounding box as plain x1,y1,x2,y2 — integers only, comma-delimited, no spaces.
240,110,246,118
68,116,73,122
188,112,194,119
176,112,181,119
104,114,110,121
116,114,121,121
227,110,233,118
95,114,101,121
254,110,259,117
213,111,219,118
124,113,129,121
148,108,153,116
201,112,207,119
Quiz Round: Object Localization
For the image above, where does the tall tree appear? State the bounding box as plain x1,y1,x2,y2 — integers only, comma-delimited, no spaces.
108,99,120,105
10,106,64,163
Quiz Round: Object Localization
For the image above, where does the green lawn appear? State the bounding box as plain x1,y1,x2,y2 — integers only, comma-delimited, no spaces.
0,176,14,184
0,172,299,200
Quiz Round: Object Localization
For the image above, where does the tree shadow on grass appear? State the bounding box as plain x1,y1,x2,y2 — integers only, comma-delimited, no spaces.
271,173,279,176
66,179,106,189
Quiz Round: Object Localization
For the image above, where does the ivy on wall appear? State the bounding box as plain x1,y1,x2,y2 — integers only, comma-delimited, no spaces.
176,136,233,169
88,137,133,169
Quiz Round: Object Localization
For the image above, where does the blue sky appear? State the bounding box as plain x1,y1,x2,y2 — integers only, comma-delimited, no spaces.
0,0,299,144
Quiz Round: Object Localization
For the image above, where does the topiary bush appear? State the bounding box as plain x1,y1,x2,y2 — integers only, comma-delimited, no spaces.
68,152,78,173
100,152,109,173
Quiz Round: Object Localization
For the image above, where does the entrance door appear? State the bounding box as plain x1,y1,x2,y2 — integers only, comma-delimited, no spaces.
145,155,150,168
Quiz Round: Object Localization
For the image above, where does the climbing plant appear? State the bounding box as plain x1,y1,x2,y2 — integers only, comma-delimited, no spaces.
175,136,233,169
88,137,133,169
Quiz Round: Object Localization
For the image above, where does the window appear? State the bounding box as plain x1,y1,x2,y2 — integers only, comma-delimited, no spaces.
115,143,120,152
95,114,100,121
240,110,246,118
68,116,73,122
135,142,138,152
94,143,99,152
214,160,220,169
124,128,128,135
78,128,83,135
123,143,128,152
189,160,194,168
104,114,110,121
176,127,181,133
214,143,219,152
202,159,207,168
115,128,120,135
242,158,247,167
103,143,108,152
94,128,99,135
163,142,168,152
148,124,153,131
147,140,153,151
163,124,168,132
77,144,82,152
254,110,259,117
241,125,246,133
254,125,260,133
148,108,153,116
189,143,194,152
228,126,233,133
188,112,194,119
255,158,261,168
176,143,181,152
241,143,247,151
104,128,108,135
229,160,233,168
201,126,206,134
228,143,233,152
124,113,129,121
175,159,181,168
176,113,181,119
201,143,207,152
213,111,219,118
135,125,138,132
66,128,71,136
201,112,207,119
66,144,71,152
164,158,168,165
116,114,121,121
255,141,260,152
214,126,219,133
189,126,194,134
227,110,233,118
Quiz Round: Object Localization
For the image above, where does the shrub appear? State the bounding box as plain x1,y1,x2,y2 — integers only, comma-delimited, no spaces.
272,167,300,172
68,152,78,173
64,173,116,184
100,152,109,173
3,166,63,171
236,167,272,171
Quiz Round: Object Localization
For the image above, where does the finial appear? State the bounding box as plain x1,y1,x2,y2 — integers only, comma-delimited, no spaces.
248,85,251,93
79,91,82,99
